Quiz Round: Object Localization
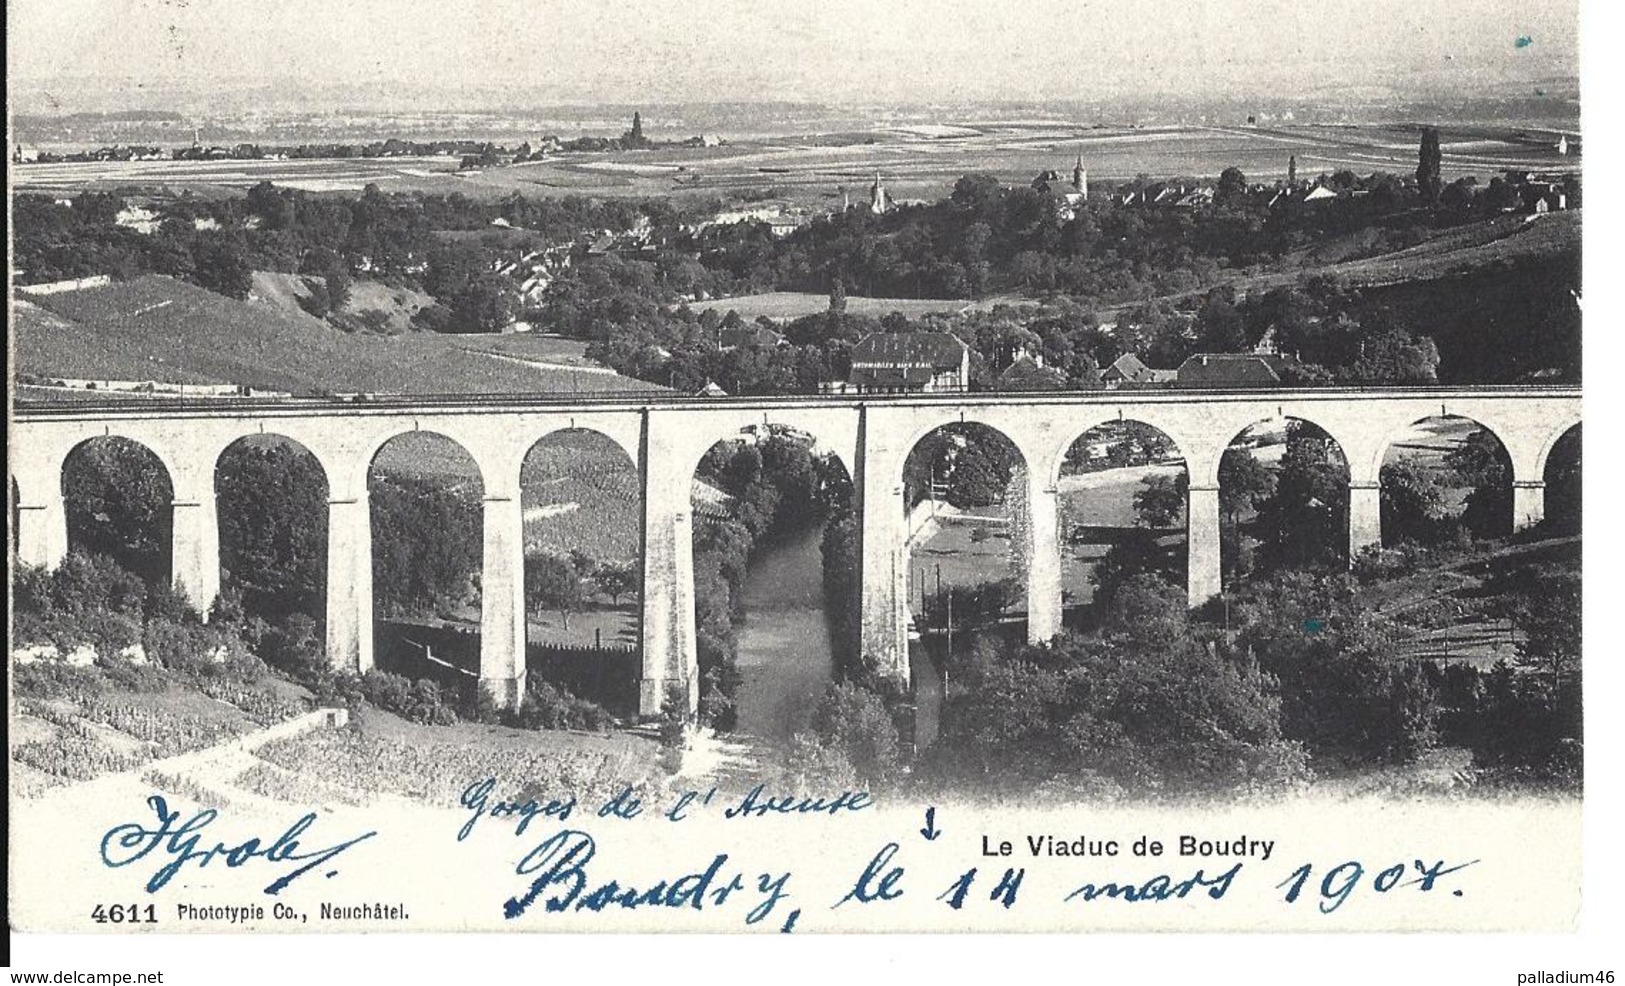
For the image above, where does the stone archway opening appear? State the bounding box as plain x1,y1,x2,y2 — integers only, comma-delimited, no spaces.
1057,420,1189,622
1379,415,1513,546
367,432,485,692
61,436,175,589
901,421,1029,658
688,424,855,739
1218,416,1350,583
519,428,644,719
1543,424,1581,536
215,435,330,627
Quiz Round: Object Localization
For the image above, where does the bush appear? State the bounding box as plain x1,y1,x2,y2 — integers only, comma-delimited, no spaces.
1234,570,1440,766
925,584,1311,797
698,664,740,731
775,732,863,791
784,681,905,791
514,676,615,732
358,669,460,726
13,661,109,701
258,613,327,676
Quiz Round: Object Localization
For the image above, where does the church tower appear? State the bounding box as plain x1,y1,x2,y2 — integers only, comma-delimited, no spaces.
1072,153,1088,199
870,172,889,214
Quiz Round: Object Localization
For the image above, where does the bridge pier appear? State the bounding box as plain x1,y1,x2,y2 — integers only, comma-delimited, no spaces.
858,476,910,684
169,493,220,615
639,427,698,718
1186,484,1222,607
1024,477,1062,643
1348,481,1383,559
479,483,527,711
13,497,68,571
325,495,373,673
1513,480,1546,531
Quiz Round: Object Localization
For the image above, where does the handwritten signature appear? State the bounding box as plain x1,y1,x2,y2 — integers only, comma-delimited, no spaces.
100,795,377,895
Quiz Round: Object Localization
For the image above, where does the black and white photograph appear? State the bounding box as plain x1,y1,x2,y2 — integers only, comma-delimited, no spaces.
5,0,1613,975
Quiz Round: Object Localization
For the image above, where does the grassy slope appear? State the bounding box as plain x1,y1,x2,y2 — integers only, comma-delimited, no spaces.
16,274,662,396
251,271,436,334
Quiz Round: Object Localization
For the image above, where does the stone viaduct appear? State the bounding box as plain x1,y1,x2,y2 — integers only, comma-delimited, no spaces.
10,388,1580,715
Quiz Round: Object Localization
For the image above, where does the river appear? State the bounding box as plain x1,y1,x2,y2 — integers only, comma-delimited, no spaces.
732,526,836,746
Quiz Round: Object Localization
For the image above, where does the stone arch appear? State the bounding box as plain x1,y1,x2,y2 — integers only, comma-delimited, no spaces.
1377,413,1513,541
899,418,1032,647
1534,417,1585,482
363,429,488,496
366,430,487,684
518,428,645,718
59,435,177,586
1055,418,1191,611
687,427,856,736
892,412,1035,492
1370,413,1514,491
1204,408,1350,489
1217,415,1352,577
1048,411,1200,490
214,433,332,623
675,409,858,494
1541,422,1582,535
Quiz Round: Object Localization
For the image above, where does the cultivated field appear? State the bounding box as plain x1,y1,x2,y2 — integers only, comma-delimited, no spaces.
12,123,1578,203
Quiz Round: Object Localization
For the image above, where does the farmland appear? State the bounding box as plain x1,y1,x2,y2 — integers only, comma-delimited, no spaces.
11,122,1577,204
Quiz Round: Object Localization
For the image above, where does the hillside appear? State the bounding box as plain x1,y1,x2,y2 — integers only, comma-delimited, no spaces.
15,275,662,397
249,271,435,335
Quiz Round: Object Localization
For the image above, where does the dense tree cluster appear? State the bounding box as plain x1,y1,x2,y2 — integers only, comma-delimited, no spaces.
12,186,709,332
369,474,482,617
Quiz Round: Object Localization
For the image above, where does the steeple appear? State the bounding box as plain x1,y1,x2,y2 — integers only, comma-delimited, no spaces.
870,172,888,214
1072,153,1087,199
1288,154,1298,185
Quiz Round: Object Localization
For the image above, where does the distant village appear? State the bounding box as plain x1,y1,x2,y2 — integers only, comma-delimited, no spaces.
11,112,722,169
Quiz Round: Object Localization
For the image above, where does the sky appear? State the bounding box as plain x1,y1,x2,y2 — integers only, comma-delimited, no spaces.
7,0,1580,109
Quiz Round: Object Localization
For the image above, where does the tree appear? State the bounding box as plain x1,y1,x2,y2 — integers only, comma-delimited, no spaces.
1416,126,1443,205
1218,446,1277,581
1515,573,1580,700
217,442,329,620
1090,530,1177,610
526,553,583,630
945,442,1010,509
1219,448,1276,529
1133,472,1188,528
1447,430,1511,537
1379,459,1449,546
594,561,638,606
1254,429,1350,570
1195,294,1248,352
192,237,253,299
1216,166,1247,205
369,474,481,616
